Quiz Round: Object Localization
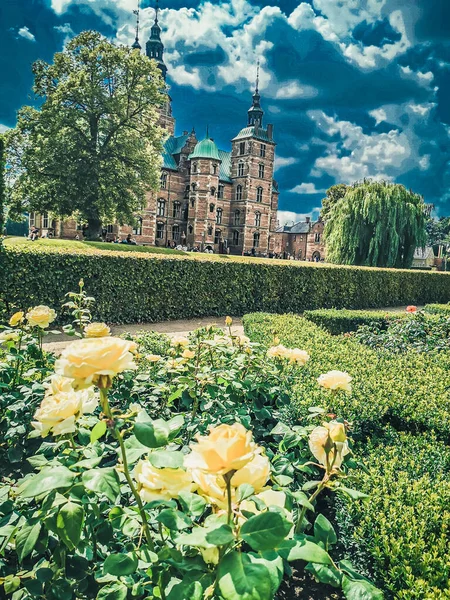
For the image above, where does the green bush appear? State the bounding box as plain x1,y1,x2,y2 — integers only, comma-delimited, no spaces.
242,313,450,439
424,302,450,315
336,432,450,599
3,243,450,324
303,308,409,335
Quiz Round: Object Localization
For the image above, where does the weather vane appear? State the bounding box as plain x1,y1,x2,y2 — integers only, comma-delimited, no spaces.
132,0,140,47
255,59,260,93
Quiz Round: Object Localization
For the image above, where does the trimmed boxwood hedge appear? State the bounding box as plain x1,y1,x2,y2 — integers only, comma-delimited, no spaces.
424,302,450,315
2,243,450,323
303,308,410,335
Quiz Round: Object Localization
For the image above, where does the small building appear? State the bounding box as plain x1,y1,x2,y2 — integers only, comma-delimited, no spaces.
273,217,326,261
412,246,435,269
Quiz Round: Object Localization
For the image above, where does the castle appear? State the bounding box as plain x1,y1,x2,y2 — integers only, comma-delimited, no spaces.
29,4,326,260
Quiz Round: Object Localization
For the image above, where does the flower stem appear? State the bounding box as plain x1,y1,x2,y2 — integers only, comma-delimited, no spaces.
224,472,233,526
295,482,325,534
99,388,154,550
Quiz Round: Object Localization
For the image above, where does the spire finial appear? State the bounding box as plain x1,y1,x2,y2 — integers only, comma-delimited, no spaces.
155,0,160,23
206,124,209,139
255,59,260,94
132,0,141,50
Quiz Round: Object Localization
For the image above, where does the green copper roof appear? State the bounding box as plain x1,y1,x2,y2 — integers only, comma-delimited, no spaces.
162,133,190,170
218,150,232,183
232,126,273,143
188,137,221,161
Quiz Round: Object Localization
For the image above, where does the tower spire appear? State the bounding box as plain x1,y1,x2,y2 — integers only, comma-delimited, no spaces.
155,0,160,23
132,0,141,51
247,58,264,127
255,59,260,94
146,0,168,80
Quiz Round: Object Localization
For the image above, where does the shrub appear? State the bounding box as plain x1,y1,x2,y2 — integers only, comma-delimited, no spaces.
424,302,450,315
3,243,450,323
303,308,409,335
335,432,450,599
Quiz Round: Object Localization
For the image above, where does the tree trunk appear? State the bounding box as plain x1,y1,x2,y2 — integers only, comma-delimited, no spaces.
85,217,102,241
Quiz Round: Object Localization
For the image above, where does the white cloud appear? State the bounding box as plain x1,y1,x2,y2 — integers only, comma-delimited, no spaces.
0,124,9,133
419,155,430,170
408,103,434,116
369,108,387,125
290,183,324,194
277,208,321,226
274,156,298,170
275,81,317,99
18,26,36,42
54,23,75,46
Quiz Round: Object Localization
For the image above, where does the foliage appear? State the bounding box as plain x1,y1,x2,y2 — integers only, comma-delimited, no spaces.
324,180,427,268
0,134,6,235
424,302,450,315
5,31,166,239
425,215,450,248
3,243,450,324
335,432,450,599
320,184,349,221
303,308,410,335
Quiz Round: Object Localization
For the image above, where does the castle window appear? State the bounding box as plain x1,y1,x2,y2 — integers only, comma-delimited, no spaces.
212,164,217,175
235,185,243,201
173,202,181,218
188,224,193,234
183,204,188,220
156,221,165,239
232,230,239,245
253,232,260,248
256,187,263,203
209,203,215,213
258,164,265,178
216,208,223,225
106,224,114,234
172,224,180,241
42,212,49,229
132,217,143,236
314,232,321,243
190,198,195,208
210,187,216,196
238,162,244,177
192,162,198,174
184,185,190,199
191,183,197,191
260,144,266,158
255,212,261,227
160,172,167,189
218,185,224,199
214,229,222,245
208,225,213,236
239,142,245,155
234,210,241,226
157,199,166,217
29,212,36,228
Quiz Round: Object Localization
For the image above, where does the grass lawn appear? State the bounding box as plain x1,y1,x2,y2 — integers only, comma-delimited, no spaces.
4,237,186,255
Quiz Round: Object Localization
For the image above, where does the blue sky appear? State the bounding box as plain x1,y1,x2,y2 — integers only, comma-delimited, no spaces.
1,0,449,223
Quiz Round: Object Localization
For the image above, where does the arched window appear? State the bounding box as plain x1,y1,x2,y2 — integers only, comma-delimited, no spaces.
132,217,143,236
209,203,215,213
212,164,218,175
172,224,180,241
156,221,165,239
192,162,198,174
256,187,263,203
208,225,213,236
234,210,240,226
235,185,243,201
173,202,181,218
253,232,260,248
216,208,223,224
255,212,261,227
258,163,265,178
238,162,245,177
191,183,197,191
188,224,193,234
160,172,167,189
214,229,221,245
190,197,195,207
315,232,321,243
218,185,224,199
232,230,239,245
106,224,114,234
210,187,216,196
157,199,165,217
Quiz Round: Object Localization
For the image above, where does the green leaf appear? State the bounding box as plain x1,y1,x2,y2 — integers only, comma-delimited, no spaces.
96,582,128,600
123,434,148,464
305,563,342,588
205,524,235,546
241,511,292,551
337,486,370,501
90,421,107,444
314,514,337,548
82,468,120,502
18,466,76,498
178,491,207,516
15,521,41,561
218,551,273,600
167,580,203,600
277,538,332,565
56,501,84,550
236,484,255,503
342,576,384,600
4,576,21,594
290,490,315,512
134,419,170,448
175,527,209,548
148,450,184,469
248,551,284,597
103,553,138,576
156,509,191,531
167,415,185,438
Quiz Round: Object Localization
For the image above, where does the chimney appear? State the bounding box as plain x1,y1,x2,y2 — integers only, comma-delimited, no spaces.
267,124,273,140
305,216,310,224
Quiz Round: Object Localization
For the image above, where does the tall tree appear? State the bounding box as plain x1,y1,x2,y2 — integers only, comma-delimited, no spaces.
320,183,348,221
324,180,427,268
6,31,166,239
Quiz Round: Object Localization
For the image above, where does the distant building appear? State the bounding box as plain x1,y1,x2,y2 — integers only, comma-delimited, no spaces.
273,217,326,261
412,246,435,269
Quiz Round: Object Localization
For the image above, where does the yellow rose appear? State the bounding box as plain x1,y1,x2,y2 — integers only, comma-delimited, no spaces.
0,331,20,344
135,460,196,502
9,312,24,327
55,337,137,389
184,423,259,475
235,335,250,346
317,370,352,392
200,547,220,565
182,349,196,359
146,354,161,362
45,374,75,396
225,316,233,326
84,322,111,338
308,421,350,471
231,454,270,492
171,336,189,348
240,490,291,528
286,348,310,365
26,305,57,329
192,469,229,508
266,344,289,359
32,386,98,437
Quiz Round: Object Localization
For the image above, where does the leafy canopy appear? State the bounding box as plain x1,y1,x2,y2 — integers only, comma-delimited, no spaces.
6,31,166,238
324,180,427,268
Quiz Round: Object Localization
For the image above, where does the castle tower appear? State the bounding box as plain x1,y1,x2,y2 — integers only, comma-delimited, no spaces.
187,131,223,250
131,1,142,51
230,63,277,255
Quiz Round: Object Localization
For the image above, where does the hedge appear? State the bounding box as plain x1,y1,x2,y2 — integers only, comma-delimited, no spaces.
424,302,450,315
2,243,450,323
303,308,410,335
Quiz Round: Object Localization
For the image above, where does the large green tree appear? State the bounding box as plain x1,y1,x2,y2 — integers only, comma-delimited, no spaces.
320,183,348,221
7,31,166,239
324,180,427,268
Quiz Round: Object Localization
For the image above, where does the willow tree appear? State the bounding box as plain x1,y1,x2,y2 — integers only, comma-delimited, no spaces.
324,180,427,268
6,31,166,239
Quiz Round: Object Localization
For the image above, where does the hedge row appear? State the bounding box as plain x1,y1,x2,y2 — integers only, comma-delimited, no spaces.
424,302,450,315
242,313,450,598
2,244,450,323
303,308,410,335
